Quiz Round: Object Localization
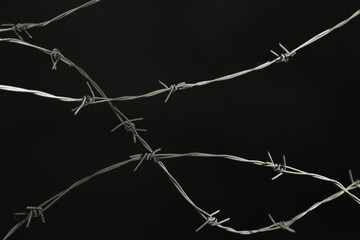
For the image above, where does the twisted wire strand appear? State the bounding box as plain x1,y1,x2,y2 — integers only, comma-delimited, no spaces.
0,84,82,102
2,218,28,240
291,9,360,54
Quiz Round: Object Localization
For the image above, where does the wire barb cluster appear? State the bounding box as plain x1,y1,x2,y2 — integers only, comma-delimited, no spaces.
14,207,45,228
72,82,97,115
0,23,32,40
50,48,62,70
159,81,192,103
196,210,231,232
270,43,296,63
111,116,147,143
268,214,295,233
267,152,287,180
1,1,359,240
131,148,162,172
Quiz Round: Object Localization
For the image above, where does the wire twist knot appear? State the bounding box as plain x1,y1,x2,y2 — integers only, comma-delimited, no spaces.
355,180,360,189
195,210,230,232
50,48,62,70
268,214,295,233
111,118,146,143
132,148,162,172
75,94,95,114
267,152,287,180
1,23,32,40
270,43,296,63
83,95,95,104
124,121,136,132
72,82,96,115
14,206,45,228
273,161,286,175
159,81,192,103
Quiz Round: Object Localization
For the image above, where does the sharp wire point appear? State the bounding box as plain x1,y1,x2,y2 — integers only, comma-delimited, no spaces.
267,151,274,164
349,169,354,183
158,80,168,89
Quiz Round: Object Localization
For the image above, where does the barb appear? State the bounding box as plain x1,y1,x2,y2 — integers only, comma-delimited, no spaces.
72,82,96,115
196,210,230,232
50,48,62,70
158,81,192,103
131,148,162,172
14,207,45,228
0,0,101,38
270,43,296,63
73,95,94,115
0,23,32,40
267,152,287,180
111,117,147,143
268,214,295,233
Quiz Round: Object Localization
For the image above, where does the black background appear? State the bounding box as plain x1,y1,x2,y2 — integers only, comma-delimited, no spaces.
0,1,359,239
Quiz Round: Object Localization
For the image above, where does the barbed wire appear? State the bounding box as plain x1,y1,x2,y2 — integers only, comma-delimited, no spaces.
0,0,101,40
0,2,359,240
1,9,359,107
2,152,359,239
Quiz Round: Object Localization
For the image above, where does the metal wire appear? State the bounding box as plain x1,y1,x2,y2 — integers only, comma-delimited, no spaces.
1,9,359,107
0,0,101,39
0,84,82,102
1,3,359,240
2,152,359,239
